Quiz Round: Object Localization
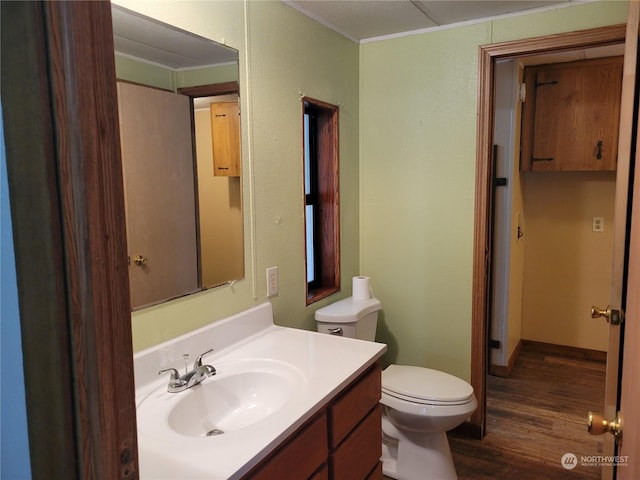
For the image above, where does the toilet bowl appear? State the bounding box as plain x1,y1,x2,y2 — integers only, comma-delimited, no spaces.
315,294,477,480
381,365,477,480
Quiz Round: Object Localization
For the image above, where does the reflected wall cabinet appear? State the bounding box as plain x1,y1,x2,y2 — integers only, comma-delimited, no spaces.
210,101,241,177
521,57,623,172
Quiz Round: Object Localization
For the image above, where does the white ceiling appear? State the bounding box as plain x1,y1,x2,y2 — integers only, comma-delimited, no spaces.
284,0,575,42
111,5,238,69
112,1,621,70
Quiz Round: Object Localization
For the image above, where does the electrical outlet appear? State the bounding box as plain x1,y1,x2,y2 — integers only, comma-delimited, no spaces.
592,217,604,232
266,266,279,297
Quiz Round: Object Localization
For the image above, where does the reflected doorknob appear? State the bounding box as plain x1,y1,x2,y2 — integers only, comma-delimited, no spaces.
133,255,148,267
588,411,621,438
591,305,623,325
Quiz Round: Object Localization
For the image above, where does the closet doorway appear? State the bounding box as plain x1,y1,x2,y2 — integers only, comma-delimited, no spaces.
470,23,632,474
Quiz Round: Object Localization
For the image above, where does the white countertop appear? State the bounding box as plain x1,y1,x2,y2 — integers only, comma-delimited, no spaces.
134,303,386,479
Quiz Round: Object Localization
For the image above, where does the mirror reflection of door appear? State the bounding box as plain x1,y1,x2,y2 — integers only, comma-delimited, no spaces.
112,5,244,311
117,82,199,309
193,96,244,289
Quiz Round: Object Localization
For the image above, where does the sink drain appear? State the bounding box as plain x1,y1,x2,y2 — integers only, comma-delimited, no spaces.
205,428,224,437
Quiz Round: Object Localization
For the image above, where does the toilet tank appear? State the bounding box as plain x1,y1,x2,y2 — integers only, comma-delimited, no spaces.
314,297,381,341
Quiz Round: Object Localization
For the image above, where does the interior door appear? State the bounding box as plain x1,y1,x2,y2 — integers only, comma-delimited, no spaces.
117,82,199,309
593,3,639,478
616,3,640,477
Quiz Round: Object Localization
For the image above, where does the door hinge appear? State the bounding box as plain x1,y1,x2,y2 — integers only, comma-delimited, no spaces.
494,177,508,187
489,339,501,349
519,83,526,103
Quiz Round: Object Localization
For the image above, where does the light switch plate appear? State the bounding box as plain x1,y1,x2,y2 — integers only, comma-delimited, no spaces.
266,266,279,297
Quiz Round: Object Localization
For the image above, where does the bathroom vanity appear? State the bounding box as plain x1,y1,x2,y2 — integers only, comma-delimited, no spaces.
134,303,386,479
246,363,382,479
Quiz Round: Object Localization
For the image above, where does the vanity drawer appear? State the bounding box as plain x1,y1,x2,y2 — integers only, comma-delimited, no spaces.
366,461,383,479
248,412,328,480
310,464,329,480
330,404,382,480
328,363,381,448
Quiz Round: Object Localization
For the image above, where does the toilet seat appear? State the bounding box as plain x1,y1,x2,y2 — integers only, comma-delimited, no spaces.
382,365,474,406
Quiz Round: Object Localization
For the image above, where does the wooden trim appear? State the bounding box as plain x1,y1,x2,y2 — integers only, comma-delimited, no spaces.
178,80,239,97
1,3,78,478
303,97,341,305
45,2,137,478
471,23,627,437
521,340,607,363
3,2,137,478
489,339,523,377
478,24,626,60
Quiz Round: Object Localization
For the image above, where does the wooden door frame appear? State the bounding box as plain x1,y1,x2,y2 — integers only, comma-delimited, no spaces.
471,24,627,435
2,2,137,478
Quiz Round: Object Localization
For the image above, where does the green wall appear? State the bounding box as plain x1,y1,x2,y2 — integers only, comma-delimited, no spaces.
359,0,628,381
113,0,360,351
116,0,629,385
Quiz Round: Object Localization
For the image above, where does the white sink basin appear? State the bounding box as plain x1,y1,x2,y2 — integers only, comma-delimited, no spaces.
137,358,306,439
134,304,386,479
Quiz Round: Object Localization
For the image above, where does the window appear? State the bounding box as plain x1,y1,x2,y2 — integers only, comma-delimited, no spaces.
303,98,340,304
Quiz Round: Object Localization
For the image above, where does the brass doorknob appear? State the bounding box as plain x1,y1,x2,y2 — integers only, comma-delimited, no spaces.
591,305,611,320
591,305,623,325
588,411,621,437
133,255,148,267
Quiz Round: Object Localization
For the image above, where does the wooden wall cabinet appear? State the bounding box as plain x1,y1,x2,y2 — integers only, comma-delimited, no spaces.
520,57,623,172
244,364,382,480
210,101,241,177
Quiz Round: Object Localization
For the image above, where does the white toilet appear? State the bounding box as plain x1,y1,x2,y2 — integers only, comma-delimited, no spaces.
315,296,477,480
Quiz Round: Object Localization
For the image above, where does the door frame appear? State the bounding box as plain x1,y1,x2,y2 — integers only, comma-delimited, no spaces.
471,23,627,435
2,2,137,478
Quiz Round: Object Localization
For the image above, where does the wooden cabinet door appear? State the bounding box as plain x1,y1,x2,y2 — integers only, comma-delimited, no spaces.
117,82,198,308
522,57,623,171
210,101,241,177
247,413,328,480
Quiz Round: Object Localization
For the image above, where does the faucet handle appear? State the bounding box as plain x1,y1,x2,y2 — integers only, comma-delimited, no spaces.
159,367,179,378
159,368,188,392
193,348,214,368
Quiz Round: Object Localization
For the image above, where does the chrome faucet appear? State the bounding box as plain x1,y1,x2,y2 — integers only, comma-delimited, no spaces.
159,348,216,393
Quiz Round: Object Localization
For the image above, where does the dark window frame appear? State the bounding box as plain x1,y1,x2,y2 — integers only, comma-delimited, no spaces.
302,97,340,304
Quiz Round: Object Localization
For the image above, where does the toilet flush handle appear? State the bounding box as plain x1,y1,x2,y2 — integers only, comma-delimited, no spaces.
328,327,343,336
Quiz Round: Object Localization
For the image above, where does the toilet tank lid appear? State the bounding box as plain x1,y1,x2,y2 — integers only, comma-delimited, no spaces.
314,297,381,323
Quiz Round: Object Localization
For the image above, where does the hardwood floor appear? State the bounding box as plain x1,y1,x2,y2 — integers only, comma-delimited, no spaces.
448,343,606,479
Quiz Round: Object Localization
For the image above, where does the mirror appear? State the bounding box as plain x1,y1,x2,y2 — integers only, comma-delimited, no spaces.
111,5,244,310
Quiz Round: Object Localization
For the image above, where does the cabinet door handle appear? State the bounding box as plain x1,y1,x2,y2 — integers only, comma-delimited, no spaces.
596,140,603,160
